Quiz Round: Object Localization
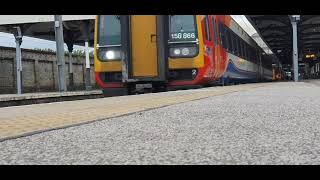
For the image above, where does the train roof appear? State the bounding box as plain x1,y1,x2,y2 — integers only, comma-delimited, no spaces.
228,16,264,53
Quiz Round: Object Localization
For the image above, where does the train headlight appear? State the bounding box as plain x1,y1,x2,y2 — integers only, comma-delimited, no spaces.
106,51,115,59
181,48,190,56
169,46,198,58
98,48,122,61
174,48,181,55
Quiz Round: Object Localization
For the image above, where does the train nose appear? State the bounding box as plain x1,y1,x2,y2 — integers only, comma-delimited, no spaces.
169,69,198,80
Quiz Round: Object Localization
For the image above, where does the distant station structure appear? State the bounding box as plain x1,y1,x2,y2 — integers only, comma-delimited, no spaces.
246,15,320,81
0,15,95,94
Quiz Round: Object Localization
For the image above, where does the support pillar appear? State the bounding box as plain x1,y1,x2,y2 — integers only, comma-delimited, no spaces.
54,15,67,92
291,15,300,82
85,40,92,90
67,42,74,90
13,26,23,95
81,21,92,91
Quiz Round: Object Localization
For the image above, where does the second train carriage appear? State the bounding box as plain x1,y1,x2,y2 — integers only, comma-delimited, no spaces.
94,15,273,94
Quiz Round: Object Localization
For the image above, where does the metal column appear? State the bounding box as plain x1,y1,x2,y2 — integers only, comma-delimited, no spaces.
68,52,73,89
85,40,91,90
80,21,91,91
67,42,74,90
13,27,23,95
54,15,67,92
291,15,300,82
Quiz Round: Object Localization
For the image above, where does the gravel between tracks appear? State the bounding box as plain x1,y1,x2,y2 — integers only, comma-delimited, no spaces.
1,81,320,164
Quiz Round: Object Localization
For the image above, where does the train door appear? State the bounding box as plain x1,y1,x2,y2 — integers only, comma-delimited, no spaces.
131,15,158,77
120,15,168,84
213,16,222,79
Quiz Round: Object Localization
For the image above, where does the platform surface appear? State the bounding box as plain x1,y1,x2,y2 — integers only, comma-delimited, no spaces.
0,90,103,102
2,81,320,164
0,83,267,141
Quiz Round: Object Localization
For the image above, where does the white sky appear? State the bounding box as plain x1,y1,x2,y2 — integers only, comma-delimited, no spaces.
0,15,272,54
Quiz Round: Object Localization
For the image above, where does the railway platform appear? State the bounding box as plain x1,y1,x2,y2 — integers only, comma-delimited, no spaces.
1,80,320,164
0,90,103,107
0,83,268,142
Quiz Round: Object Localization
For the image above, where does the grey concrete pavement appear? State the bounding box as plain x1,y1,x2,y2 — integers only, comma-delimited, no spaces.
1,81,320,164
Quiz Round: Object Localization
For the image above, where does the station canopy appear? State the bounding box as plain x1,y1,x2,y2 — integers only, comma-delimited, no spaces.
246,15,320,66
0,15,95,47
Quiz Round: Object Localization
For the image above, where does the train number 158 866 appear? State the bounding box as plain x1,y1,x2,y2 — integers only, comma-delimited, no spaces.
171,32,195,40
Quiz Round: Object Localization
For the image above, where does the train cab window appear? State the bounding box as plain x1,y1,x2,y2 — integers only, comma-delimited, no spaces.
169,15,199,58
98,15,121,46
169,15,198,42
97,15,121,61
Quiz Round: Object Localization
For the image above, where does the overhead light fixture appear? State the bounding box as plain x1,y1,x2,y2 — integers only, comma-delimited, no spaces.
291,15,300,21
305,54,315,58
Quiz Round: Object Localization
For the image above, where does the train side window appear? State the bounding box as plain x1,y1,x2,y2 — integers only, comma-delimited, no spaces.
256,50,260,63
247,44,250,61
242,41,245,58
212,16,218,45
238,39,242,57
204,15,211,41
233,32,238,55
252,47,255,62
239,39,243,58
219,22,227,50
237,36,241,57
244,43,248,60
234,34,238,55
223,25,229,51
248,46,252,62
227,29,233,53
241,40,245,58
244,42,247,59
251,47,255,63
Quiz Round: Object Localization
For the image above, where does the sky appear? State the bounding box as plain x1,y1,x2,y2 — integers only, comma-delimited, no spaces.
0,15,272,54
0,33,91,52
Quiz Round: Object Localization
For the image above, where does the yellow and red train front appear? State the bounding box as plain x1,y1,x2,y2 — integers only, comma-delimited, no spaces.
94,15,231,89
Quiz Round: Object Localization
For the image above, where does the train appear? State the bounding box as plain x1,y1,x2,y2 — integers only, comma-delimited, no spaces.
272,67,284,81
94,15,273,94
